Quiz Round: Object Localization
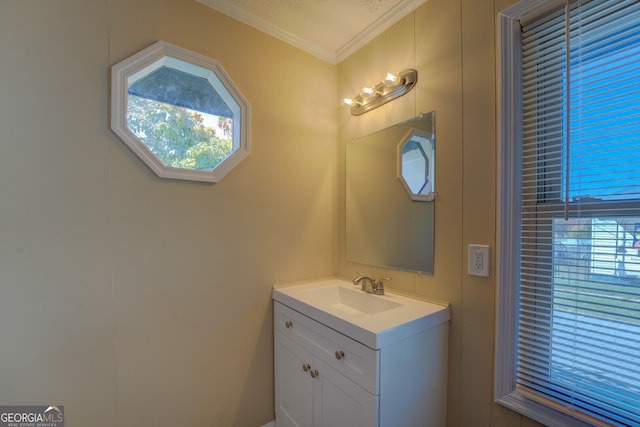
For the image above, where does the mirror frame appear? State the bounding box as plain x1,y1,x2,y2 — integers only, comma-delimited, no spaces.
111,41,250,183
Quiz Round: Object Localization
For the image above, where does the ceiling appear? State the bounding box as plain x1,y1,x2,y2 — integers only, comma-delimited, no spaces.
196,0,427,64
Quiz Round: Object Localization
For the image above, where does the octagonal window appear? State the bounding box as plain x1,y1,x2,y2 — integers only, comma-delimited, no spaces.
398,128,435,201
111,41,250,182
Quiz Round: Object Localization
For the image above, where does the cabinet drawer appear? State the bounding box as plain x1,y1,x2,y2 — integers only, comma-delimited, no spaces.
275,302,379,394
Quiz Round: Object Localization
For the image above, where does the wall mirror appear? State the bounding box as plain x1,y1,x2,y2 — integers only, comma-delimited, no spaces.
346,112,435,274
111,41,250,182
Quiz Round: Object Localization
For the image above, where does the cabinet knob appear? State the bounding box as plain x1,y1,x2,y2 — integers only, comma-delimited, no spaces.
335,350,345,360
310,369,319,379
285,320,293,329
302,363,311,372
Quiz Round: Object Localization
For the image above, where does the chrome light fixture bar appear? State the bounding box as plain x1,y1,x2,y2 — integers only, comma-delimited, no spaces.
342,69,417,116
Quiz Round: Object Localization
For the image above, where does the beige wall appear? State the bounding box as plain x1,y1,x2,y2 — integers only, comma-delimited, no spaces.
0,0,552,426
337,0,544,426
0,0,335,426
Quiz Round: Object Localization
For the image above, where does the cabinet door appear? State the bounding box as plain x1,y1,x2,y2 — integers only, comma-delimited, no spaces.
275,330,314,427
313,358,378,427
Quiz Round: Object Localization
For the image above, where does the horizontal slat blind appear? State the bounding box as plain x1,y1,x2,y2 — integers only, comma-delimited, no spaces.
518,0,640,425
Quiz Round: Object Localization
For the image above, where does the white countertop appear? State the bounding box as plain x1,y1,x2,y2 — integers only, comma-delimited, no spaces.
273,278,450,349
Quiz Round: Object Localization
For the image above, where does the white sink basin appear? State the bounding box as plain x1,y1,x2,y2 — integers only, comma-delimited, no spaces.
296,285,402,316
273,278,450,349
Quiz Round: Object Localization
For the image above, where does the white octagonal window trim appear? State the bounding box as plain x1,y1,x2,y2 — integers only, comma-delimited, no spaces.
397,128,435,202
111,41,250,183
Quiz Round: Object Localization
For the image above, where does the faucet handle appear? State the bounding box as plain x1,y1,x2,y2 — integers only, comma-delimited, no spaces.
375,277,391,295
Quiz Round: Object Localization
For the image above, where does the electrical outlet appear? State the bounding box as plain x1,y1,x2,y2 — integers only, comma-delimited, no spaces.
468,245,490,277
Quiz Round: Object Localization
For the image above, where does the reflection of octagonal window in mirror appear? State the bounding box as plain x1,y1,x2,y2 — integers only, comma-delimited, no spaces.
398,128,435,201
111,41,250,182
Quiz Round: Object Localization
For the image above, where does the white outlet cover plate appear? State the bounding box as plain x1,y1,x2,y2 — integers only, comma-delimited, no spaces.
468,244,490,277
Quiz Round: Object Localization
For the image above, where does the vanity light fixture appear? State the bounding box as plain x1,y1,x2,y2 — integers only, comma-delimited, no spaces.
342,69,417,116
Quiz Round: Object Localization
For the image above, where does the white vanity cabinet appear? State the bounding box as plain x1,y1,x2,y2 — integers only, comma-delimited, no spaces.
274,297,449,427
274,302,378,427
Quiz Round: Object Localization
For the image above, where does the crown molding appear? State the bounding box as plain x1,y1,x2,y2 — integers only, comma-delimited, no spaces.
196,0,336,63
197,0,428,64
336,0,427,63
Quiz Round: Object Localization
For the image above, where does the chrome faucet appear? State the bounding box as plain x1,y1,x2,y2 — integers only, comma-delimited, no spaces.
353,274,391,295
353,274,375,293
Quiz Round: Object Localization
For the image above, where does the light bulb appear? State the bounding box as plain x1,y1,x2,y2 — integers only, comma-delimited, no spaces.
383,72,399,87
342,97,355,106
360,86,375,98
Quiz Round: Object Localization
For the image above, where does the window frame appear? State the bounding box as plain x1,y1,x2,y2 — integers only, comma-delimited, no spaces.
495,1,602,426
496,1,640,425
111,41,250,183
397,128,435,202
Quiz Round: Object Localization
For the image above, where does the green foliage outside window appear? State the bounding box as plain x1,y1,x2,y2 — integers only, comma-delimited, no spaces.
126,95,232,171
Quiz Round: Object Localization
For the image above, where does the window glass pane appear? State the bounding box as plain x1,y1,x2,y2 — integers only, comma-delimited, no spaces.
551,217,640,421
127,95,233,171
563,28,640,201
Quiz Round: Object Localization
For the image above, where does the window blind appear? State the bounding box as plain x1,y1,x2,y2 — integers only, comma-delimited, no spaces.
518,0,640,425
